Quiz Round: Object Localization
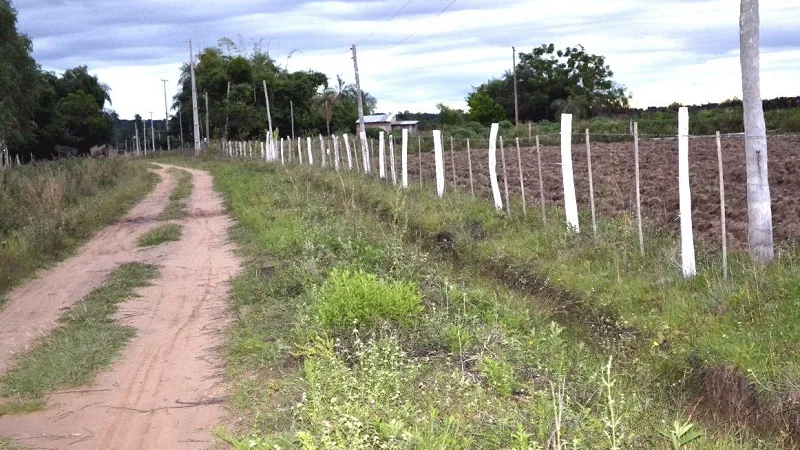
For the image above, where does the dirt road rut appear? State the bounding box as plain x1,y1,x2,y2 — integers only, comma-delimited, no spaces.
0,165,241,449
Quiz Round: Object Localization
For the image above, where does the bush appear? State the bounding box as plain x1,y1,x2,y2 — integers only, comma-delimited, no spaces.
315,268,422,331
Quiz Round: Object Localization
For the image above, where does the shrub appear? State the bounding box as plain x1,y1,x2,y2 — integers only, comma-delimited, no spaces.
315,268,422,331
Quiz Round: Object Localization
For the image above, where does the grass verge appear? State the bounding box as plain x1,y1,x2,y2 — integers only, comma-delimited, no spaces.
0,262,158,410
0,159,157,303
158,168,192,221
137,223,182,247
200,160,781,449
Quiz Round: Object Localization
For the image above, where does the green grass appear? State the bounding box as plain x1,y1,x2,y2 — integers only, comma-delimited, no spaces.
187,159,783,449
137,223,182,247
0,262,158,408
0,159,157,302
158,168,192,221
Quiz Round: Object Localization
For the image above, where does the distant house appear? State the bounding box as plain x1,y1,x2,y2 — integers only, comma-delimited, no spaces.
357,113,419,134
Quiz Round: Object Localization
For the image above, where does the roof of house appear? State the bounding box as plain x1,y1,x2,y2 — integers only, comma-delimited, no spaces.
357,113,396,124
394,120,419,126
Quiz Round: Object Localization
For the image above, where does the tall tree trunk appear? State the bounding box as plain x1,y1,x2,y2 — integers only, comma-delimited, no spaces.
740,0,774,263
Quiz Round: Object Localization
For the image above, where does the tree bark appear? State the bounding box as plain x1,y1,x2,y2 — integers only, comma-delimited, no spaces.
740,0,774,263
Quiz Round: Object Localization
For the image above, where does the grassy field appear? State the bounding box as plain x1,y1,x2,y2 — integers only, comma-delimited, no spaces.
172,156,789,449
0,262,158,414
137,223,181,247
0,158,157,301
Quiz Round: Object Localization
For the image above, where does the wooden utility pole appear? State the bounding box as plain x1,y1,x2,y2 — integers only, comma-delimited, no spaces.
204,92,210,144
142,116,148,155
134,120,140,156
351,44,366,135
179,107,184,149
740,0,774,263
161,79,170,151
513,47,519,126
224,81,231,141
189,39,201,154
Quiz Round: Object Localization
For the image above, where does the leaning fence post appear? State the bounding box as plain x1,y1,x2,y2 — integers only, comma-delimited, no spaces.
716,131,728,280
516,137,527,217
433,130,445,197
343,133,353,170
586,129,597,238
560,114,579,232
678,107,696,278
389,136,397,185
360,132,370,174
488,124,503,211
467,139,474,198
500,136,510,216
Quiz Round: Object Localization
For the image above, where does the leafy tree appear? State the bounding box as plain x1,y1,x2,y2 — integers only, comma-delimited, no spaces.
0,0,40,151
466,92,506,125
471,44,629,122
437,104,464,126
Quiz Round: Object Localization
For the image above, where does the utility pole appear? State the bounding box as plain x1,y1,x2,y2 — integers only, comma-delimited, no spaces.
134,120,140,156
513,46,519,126
204,92,210,144
189,39,201,155
149,112,156,152
350,44,366,135
290,100,295,140
161,79,171,151
142,116,148,155
263,80,273,139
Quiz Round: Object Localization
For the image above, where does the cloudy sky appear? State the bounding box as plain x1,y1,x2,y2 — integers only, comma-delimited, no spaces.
13,0,800,119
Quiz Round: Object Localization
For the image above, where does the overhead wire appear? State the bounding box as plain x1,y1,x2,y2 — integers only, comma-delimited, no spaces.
356,0,416,46
388,0,458,49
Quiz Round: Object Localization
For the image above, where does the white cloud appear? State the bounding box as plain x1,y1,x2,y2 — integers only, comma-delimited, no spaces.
14,0,800,118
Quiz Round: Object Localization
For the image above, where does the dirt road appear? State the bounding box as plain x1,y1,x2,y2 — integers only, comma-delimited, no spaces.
0,165,241,449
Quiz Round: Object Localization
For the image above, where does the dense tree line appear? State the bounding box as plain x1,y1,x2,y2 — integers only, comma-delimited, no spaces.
0,0,114,159
171,38,377,144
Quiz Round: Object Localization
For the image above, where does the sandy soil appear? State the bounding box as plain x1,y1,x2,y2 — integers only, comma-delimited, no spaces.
0,165,241,449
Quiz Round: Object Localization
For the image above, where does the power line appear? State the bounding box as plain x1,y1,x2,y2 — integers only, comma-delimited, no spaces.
356,0,416,46
389,0,457,50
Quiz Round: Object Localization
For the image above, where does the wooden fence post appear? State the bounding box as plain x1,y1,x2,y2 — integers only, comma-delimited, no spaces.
634,123,644,255
379,131,386,179
716,131,728,280
344,133,352,170
586,129,597,238
536,135,546,224
467,139,474,198
488,124,503,211
500,136,510,216
390,137,397,185
678,107,696,278
516,137,526,217
333,134,340,171
450,136,456,187
418,135,423,186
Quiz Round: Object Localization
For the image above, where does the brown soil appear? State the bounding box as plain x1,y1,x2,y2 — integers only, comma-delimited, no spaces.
402,135,800,252
0,165,241,449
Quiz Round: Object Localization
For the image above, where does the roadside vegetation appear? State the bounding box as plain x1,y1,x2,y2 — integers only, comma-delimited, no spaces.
137,223,182,247
0,262,158,414
198,159,786,448
0,158,156,302
158,168,192,221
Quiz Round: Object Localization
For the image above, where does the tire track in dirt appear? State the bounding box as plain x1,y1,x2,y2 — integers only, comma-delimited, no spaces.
0,165,241,449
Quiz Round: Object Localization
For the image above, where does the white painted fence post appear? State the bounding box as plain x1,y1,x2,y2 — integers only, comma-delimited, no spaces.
319,134,326,167
560,114,579,232
360,132,369,174
297,137,303,164
307,137,314,165
379,131,386,179
333,135,340,171
488,123,503,211
678,107,696,278
433,130,445,197
389,137,397,185
401,130,408,189
344,133,353,170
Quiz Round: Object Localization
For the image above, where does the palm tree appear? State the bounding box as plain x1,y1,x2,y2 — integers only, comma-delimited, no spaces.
319,75,346,136
740,0,774,263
